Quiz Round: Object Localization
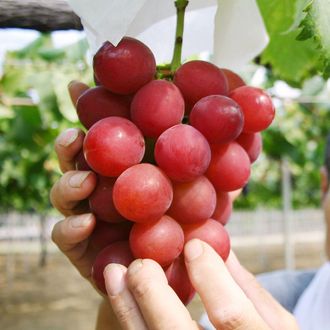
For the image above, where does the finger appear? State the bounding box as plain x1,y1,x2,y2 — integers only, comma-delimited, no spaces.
226,251,299,329
55,128,85,173
68,80,89,106
50,170,96,216
229,188,242,202
104,264,148,330
184,240,269,330
126,259,198,330
51,213,96,279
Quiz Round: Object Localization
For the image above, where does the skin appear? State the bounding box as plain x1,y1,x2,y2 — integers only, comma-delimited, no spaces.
320,167,330,259
50,82,300,330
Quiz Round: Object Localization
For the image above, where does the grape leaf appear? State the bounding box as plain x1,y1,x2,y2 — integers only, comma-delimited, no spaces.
257,0,319,85
297,0,330,78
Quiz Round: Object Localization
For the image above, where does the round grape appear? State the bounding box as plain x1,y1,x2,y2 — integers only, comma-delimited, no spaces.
190,95,244,144
83,117,145,177
93,37,156,95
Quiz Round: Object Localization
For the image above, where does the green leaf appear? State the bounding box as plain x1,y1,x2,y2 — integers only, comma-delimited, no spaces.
257,0,319,85
297,0,330,78
285,0,311,33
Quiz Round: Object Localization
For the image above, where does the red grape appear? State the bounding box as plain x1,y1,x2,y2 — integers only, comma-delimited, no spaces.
212,191,233,226
183,219,230,261
190,95,244,144
206,142,251,192
174,60,228,112
230,86,275,133
83,117,145,177
76,86,130,129
155,124,211,182
113,163,173,223
131,80,184,138
92,241,134,294
221,68,245,92
90,221,132,251
236,132,262,163
167,176,216,224
165,255,195,305
89,176,126,223
129,215,184,267
93,37,156,95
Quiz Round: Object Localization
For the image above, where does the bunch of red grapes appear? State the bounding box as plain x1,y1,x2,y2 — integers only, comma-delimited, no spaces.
74,36,275,305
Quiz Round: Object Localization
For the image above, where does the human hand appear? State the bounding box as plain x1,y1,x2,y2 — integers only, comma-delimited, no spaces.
50,81,100,283
104,239,299,330
50,81,122,329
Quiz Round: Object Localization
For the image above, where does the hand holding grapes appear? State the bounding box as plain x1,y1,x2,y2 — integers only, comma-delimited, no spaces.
103,239,298,330
50,82,124,329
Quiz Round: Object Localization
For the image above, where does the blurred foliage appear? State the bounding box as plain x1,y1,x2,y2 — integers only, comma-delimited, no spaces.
0,34,92,213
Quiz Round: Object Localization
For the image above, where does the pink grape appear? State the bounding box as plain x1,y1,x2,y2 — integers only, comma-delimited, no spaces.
190,95,244,144
221,68,245,92
174,60,228,112
206,142,251,192
83,117,145,177
90,221,132,251
183,219,231,261
92,241,134,294
212,191,233,226
167,176,216,224
113,163,173,223
131,80,184,138
76,86,130,129
89,176,126,223
155,124,211,182
165,255,195,305
236,132,262,163
230,86,275,133
129,215,184,267
93,37,156,95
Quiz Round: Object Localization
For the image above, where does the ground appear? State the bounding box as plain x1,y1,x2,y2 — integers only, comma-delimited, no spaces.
0,238,325,330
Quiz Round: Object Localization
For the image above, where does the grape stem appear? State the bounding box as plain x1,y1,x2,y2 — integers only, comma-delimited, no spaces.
170,0,189,73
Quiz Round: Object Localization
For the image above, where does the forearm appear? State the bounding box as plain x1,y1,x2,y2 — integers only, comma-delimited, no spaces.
324,194,330,260
326,228,330,260
95,299,121,330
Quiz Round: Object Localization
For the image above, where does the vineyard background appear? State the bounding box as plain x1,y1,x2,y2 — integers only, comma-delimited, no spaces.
1,0,330,329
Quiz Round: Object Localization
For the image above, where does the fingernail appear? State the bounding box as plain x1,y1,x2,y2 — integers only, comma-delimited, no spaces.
104,264,126,296
58,128,79,147
69,171,90,188
128,259,143,275
70,213,93,228
185,239,203,262
68,80,78,88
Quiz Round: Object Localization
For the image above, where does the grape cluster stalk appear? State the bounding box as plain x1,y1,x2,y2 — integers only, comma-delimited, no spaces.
74,35,275,305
